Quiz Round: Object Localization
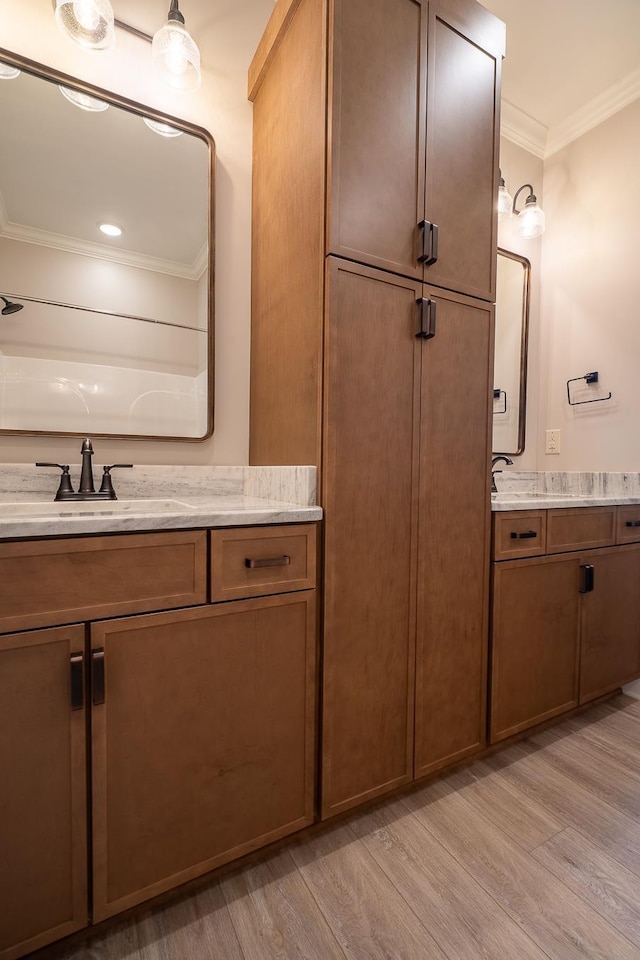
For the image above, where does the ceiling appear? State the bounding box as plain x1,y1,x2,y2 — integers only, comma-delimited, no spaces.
480,0,640,156
122,0,640,159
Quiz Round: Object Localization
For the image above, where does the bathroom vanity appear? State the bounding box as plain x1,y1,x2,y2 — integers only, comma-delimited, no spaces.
0,475,321,960
490,487,640,744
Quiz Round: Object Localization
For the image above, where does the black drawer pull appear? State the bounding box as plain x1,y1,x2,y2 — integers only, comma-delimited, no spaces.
510,530,537,540
625,521,640,528
70,652,84,711
92,647,105,705
579,564,595,594
245,555,291,569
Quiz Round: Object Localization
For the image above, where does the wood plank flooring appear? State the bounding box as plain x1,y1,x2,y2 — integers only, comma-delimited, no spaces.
46,694,640,960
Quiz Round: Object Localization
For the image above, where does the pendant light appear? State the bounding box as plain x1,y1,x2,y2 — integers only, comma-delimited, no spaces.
152,0,201,92
55,0,115,51
59,84,110,112
0,63,20,80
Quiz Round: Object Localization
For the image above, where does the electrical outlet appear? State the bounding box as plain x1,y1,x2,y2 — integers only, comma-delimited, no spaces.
546,429,561,455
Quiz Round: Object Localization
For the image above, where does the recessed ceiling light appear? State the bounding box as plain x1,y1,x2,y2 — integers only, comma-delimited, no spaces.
143,117,184,138
59,85,109,112
98,222,123,237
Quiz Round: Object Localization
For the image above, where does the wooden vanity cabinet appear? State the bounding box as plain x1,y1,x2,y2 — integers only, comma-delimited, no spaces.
91,591,317,921
1,522,319,958
490,555,581,742
579,544,640,702
0,626,87,960
490,509,640,742
250,0,502,818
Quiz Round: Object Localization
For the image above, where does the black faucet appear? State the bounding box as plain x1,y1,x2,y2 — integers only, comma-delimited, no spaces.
37,439,133,501
491,455,513,493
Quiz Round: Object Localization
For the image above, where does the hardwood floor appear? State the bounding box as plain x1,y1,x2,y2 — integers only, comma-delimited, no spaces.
44,694,640,960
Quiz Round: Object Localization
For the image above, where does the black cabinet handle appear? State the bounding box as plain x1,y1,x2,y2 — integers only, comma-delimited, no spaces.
245,555,291,569
415,298,437,340
428,222,439,265
92,647,105,705
625,521,640,528
579,564,595,594
510,530,537,540
417,220,439,265
70,652,84,711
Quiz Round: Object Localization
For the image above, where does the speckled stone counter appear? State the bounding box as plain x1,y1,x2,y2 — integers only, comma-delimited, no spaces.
0,464,322,539
492,470,640,511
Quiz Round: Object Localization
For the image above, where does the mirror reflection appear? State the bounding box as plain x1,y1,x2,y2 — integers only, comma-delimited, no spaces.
0,53,213,440
492,248,530,456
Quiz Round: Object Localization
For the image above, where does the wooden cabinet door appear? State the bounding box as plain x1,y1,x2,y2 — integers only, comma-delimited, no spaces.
321,258,422,818
422,0,504,301
580,545,640,702
0,626,87,960
415,287,492,777
490,555,581,742
327,0,427,279
91,594,316,921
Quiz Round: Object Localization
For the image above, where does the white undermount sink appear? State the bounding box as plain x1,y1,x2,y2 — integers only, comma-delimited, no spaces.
0,499,196,517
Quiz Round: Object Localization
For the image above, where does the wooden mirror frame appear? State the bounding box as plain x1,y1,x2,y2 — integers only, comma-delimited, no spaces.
493,247,531,457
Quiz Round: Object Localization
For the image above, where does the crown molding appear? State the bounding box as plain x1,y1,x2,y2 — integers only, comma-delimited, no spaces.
500,100,547,159
501,66,640,161
0,189,204,281
546,65,640,157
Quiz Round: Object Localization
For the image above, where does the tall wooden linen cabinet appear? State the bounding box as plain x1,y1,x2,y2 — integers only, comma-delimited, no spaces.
249,0,505,818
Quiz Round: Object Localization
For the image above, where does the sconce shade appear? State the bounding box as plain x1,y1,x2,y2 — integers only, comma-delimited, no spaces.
497,175,513,223
152,3,201,92
55,0,115,51
143,117,184,138
0,63,20,80
59,84,110,112
514,195,546,239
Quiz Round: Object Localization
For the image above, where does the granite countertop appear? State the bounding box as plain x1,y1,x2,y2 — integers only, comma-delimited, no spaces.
0,464,322,540
492,470,640,512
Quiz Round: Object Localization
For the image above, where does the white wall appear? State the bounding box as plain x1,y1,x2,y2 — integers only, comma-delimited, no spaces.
538,99,640,471
0,0,272,464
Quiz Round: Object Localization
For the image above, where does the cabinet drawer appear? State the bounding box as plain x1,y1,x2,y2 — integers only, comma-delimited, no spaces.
616,505,640,544
0,531,207,633
211,524,317,601
546,507,615,554
493,511,546,560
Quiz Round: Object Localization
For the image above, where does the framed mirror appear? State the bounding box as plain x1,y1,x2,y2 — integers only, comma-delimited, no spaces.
492,248,530,456
0,48,214,442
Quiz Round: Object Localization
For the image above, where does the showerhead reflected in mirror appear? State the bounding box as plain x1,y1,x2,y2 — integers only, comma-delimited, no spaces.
0,48,214,441
492,248,530,457
1,296,24,315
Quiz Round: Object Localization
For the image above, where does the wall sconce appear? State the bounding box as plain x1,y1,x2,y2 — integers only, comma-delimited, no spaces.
52,0,201,93
497,171,513,223
497,172,546,239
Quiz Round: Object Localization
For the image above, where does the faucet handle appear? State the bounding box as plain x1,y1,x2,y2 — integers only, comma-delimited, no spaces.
98,464,133,499
36,462,75,499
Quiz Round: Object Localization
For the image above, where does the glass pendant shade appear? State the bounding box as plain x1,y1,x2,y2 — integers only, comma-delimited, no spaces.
55,0,115,51
0,63,20,80
143,117,184,138
59,85,110,112
152,18,201,92
497,180,513,222
515,197,546,239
